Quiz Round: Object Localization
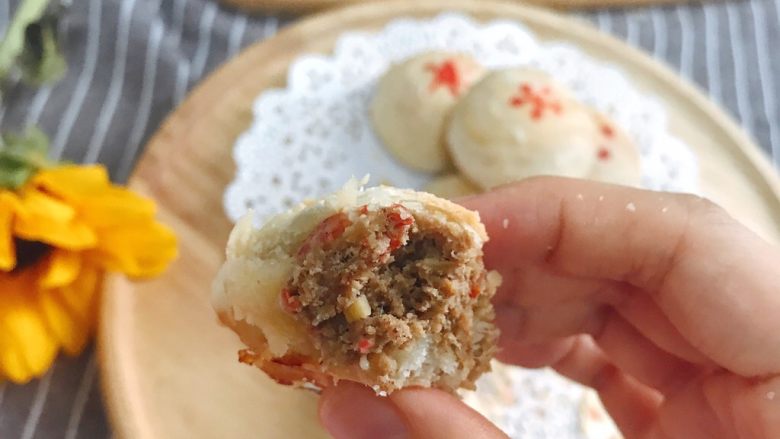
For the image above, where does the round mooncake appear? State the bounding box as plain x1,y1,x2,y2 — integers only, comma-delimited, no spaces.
448,68,601,189
371,51,486,173
424,173,481,199
587,111,641,187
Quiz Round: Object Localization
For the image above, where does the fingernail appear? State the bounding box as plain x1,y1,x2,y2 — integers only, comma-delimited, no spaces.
319,382,408,439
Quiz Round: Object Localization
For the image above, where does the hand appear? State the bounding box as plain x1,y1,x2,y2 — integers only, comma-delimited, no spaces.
318,177,780,439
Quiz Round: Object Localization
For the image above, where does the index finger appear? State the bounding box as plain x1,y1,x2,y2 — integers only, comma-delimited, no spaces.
460,177,780,376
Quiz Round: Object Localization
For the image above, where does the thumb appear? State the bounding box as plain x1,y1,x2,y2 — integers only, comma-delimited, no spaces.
318,381,508,439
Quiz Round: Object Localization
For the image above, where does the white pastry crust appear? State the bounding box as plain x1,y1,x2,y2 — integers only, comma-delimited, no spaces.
586,111,641,187
212,179,499,393
424,173,481,199
371,51,485,173
448,68,601,189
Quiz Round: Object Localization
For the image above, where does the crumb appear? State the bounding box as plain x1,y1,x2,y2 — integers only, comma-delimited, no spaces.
626,202,636,212
359,355,370,371
662,207,669,213
598,195,604,202
767,391,776,400
502,218,510,229
576,193,584,200
301,382,322,393
378,390,388,397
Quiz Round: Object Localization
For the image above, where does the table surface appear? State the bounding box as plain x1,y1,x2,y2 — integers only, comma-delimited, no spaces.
1,0,778,437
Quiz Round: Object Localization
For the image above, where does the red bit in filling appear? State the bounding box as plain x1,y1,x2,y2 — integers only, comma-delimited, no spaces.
270,353,308,367
238,349,259,365
357,338,374,354
509,82,563,120
383,204,415,253
281,287,303,313
425,59,462,96
297,212,351,258
386,204,414,227
601,124,615,138
597,147,611,161
470,272,486,298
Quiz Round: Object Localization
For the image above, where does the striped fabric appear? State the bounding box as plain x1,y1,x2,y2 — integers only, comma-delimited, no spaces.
0,0,778,436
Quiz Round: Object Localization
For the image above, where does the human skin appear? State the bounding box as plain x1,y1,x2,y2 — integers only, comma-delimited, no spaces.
318,177,780,439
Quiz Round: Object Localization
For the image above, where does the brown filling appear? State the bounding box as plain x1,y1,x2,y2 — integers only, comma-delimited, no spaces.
283,204,491,380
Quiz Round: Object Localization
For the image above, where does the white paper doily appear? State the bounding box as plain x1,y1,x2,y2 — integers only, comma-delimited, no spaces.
224,13,698,224
462,362,621,439
222,13,700,438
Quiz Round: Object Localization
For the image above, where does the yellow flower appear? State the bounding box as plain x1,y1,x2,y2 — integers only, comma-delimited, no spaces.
0,164,177,383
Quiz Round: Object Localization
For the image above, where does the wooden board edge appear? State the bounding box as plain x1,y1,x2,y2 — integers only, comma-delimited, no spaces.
218,0,698,14
98,275,152,439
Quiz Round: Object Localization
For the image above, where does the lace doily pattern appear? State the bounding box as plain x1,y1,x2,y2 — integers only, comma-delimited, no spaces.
224,13,698,438
224,13,698,223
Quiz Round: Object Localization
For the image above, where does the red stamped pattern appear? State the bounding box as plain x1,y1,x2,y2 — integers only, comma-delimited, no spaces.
425,59,462,96
509,82,563,120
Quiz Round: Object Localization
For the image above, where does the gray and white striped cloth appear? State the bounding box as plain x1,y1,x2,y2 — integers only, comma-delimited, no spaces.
0,0,778,437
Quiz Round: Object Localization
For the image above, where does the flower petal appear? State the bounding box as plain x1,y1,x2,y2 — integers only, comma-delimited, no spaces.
41,263,100,356
18,187,74,222
0,192,19,271
14,188,97,250
0,276,59,383
32,165,110,200
78,187,157,228
89,221,177,278
40,250,81,289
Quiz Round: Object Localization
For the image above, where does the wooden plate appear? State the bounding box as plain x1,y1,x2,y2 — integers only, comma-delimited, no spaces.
98,1,780,438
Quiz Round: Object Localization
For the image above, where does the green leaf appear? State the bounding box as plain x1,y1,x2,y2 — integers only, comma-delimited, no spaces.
0,157,35,189
0,127,52,190
18,16,66,85
0,0,65,89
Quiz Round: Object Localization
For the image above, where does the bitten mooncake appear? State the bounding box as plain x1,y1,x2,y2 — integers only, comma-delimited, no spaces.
212,180,500,393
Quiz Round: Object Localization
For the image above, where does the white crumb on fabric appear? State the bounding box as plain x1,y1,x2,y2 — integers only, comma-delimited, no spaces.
359,355,370,370
598,195,604,202
767,391,776,400
576,193,584,200
626,202,636,212
378,390,388,397
662,207,669,213
502,218,510,229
